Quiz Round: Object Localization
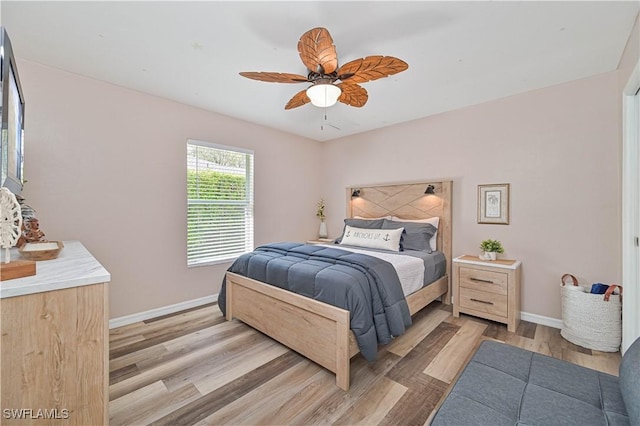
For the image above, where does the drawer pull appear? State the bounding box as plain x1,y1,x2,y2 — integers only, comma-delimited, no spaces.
470,277,495,284
470,298,494,305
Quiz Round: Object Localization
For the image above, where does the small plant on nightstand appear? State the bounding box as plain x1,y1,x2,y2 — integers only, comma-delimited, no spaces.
480,239,504,261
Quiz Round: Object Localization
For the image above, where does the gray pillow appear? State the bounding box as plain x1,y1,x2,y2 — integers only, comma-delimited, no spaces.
336,218,385,243
619,336,640,425
381,219,436,253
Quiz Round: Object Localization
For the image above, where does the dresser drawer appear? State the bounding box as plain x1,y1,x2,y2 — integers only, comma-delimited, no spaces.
459,287,508,317
459,267,508,295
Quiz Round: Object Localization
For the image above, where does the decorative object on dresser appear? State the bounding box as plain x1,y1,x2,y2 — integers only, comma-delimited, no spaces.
477,183,510,224
15,194,50,247
0,187,35,280
479,238,504,261
0,187,22,262
316,198,328,238
19,241,64,261
453,255,521,332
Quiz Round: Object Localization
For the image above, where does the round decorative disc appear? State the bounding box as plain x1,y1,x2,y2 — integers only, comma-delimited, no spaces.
0,187,23,250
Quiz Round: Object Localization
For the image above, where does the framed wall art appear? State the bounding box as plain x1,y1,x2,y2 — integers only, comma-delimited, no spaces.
478,183,510,224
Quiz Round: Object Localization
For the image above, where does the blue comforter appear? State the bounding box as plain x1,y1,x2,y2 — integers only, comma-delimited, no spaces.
218,242,412,361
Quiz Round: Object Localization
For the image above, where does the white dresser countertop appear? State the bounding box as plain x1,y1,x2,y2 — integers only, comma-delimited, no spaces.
0,240,110,299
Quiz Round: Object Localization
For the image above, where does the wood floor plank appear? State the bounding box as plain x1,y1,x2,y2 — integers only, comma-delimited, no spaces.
292,351,402,425
136,322,248,374
149,351,304,426
534,324,592,358
109,328,256,400
143,302,217,324
160,331,270,392
159,318,244,352
110,381,201,426
379,375,448,426
201,361,327,425
109,363,140,386
192,337,290,395
110,343,169,373
505,333,552,356
333,376,407,425
516,320,537,339
563,348,621,376
110,381,168,425
423,320,487,383
110,305,220,342
109,311,225,359
387,308,450,357
140,307,224,341
482,322,509,341
386,321,459,388
109,333,146,351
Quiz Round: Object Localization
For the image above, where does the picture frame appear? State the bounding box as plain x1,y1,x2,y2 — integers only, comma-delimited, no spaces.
478,183,510,224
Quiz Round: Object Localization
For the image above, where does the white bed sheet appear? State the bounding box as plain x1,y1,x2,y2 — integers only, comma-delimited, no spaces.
318,244,424,296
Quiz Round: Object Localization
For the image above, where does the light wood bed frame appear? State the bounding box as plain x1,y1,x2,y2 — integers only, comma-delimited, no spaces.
225,180,452,390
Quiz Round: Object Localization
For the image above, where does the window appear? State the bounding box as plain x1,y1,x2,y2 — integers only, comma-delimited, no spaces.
187,140,254,266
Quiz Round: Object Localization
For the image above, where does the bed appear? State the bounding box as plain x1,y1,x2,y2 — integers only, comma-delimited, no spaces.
222,180,452,390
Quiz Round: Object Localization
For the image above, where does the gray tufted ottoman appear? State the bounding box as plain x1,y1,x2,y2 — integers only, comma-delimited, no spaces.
430,337,639,425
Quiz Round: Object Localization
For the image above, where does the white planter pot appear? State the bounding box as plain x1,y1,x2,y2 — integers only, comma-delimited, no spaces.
481,251,497,261
319,221,328,238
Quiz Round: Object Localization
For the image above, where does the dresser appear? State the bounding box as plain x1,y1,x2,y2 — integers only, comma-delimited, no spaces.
453,255,521,332
0,241,110,425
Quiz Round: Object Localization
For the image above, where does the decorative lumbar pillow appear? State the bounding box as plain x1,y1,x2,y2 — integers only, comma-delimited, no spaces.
336,218,386,243
339,225,403,252
382,219,437,253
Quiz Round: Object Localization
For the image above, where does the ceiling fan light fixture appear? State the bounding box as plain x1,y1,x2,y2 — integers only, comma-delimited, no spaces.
306,83,341,107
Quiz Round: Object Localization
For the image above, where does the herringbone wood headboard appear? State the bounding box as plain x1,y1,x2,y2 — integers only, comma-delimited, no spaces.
345,180,453,286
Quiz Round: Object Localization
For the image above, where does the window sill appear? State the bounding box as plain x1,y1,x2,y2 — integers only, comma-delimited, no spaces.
188,256,240,268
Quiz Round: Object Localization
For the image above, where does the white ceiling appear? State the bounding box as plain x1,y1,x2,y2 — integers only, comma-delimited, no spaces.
2,1,638,142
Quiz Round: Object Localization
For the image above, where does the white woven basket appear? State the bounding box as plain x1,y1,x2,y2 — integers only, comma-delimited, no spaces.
560,274,622,352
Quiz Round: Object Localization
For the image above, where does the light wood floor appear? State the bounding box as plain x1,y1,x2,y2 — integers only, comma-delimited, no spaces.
109,302,621,426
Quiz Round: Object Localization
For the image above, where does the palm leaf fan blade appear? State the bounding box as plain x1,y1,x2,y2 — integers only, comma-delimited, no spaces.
337,56,408,84
239,72,309,83
337,83,368,107
284,90,311,110
297,27,338,74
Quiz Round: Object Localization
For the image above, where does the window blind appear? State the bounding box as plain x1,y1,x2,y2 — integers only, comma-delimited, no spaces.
187,140,254,266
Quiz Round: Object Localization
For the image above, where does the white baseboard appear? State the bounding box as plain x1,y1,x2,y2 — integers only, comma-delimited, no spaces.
109,294,219,329
520,311,562,330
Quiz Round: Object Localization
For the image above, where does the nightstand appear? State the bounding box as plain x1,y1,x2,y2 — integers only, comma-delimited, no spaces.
306,239,335,245
453,255,522,332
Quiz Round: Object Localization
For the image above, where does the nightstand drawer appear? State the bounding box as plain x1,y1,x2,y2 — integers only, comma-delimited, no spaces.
459,287,508,317
459,267,508,295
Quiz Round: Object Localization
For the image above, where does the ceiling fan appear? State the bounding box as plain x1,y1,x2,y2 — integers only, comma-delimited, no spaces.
239,27,409,110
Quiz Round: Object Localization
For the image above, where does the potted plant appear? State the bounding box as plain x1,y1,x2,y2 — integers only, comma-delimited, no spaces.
316,199,328,238
480,239,504,261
